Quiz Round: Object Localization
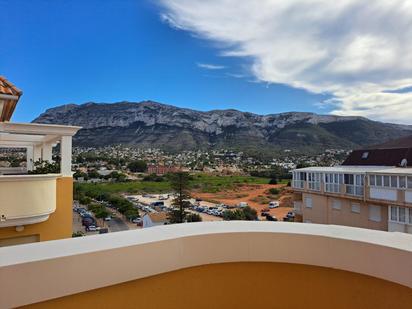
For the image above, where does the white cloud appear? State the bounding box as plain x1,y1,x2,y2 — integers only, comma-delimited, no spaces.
159,0,412,124
197,62,226,70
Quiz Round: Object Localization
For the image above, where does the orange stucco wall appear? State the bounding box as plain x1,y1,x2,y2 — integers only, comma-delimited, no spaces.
0,177,73,243
302,192,388,231
22,262,412,309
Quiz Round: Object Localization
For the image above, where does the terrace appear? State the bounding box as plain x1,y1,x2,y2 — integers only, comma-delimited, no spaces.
0,122,80,228
292,166,412,205
1,222,411,308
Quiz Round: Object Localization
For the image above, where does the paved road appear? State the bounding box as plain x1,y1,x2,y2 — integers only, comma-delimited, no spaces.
107,217,129,232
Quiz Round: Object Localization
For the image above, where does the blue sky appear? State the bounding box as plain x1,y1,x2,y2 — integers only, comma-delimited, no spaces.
1,0,331,122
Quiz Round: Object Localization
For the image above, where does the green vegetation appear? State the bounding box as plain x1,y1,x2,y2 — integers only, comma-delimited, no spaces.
127,160,147,173
222,206,258,221
75,173,272,195
28,160,60,174
168,172,194,224
268,188,280,195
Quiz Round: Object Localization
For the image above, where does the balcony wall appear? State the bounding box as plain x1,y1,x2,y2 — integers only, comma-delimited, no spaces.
0,176,73,244
1,222,411,308
0,175,58,227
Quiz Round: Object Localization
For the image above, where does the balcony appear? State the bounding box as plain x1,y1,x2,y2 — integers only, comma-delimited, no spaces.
345,184,364,197
1,222,412,308
0,122,80,228
292,180,305,189
0,174,59,227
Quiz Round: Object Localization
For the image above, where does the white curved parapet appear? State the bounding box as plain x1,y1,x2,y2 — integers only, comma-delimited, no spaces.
1,222,412,308
0,174,60,228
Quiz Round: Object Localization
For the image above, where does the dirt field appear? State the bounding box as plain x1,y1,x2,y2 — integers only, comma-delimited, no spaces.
193,184,294,221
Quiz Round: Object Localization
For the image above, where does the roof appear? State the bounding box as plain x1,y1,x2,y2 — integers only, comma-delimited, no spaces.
293,165,412,175
0,76,23,97
0,122,81,148
343,148,412,167
0,76,23,122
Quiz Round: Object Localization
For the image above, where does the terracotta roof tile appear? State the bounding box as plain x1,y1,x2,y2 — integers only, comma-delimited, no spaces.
0,76,23,97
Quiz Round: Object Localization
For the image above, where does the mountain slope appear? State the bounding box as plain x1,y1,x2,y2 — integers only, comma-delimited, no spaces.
33,101,412,154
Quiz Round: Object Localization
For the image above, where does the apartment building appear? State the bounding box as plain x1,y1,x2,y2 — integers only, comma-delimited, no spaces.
292,143,412,233
0,77,80,246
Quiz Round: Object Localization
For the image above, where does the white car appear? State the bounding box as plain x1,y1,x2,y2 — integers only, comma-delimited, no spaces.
238,202,248,208
87,225,100,231
104,216,112,221
269,201,280,209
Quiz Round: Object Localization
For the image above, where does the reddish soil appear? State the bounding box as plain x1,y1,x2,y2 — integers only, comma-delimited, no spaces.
193,184,293,221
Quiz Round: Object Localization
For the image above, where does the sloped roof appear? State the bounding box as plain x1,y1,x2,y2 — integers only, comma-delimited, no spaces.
342,148,412,167
0,76,23,122
0,76,22,97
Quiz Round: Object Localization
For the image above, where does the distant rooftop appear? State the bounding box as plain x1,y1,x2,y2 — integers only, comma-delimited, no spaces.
294,165,412,175
343,148,412,167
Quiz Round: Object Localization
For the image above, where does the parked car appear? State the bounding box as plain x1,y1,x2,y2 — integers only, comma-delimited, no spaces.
132,217,142,224
87,225,100,232
269,201,280,209
104,216,112,221
286,211,295,218
261,212,270,217
266,215,278,221
238,202,249,208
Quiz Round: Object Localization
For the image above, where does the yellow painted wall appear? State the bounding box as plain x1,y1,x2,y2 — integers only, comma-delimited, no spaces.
0,177,73,243
23,262,412,309
302,192,388,231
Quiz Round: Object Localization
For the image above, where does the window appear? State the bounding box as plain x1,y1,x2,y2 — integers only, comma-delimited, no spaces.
390,206,412,224
368,205,381,222
362,152,369,159
390,176,398,188
370,175,375,186
383,176,390,187
408,176,412,189
305,197,313,208
376,175,382,186
390,206,398,221
332,199,341,210
325,173,342,193
351,203,361,214
399,176,406,189
399,207,406,223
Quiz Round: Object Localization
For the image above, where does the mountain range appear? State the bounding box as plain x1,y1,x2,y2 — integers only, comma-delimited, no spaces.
33,101,412,155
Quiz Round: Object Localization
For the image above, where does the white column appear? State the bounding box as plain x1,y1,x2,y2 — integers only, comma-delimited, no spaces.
42,143,53,162
33,145,42,163
26,146,34,171
60,136,72,176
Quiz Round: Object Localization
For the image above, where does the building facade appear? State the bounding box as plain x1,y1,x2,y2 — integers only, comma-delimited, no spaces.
0,78,81,246
292,146,412,234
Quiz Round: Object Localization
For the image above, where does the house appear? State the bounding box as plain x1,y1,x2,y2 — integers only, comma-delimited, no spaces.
292,136,412,234
0,77,81,246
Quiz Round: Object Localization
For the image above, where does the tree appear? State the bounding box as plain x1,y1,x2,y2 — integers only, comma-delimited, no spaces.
168,172,191,223
186,213,202,222
223,206,257,221
127,160,147,173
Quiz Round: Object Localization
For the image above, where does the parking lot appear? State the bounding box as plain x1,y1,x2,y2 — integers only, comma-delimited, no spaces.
125,194,223,221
